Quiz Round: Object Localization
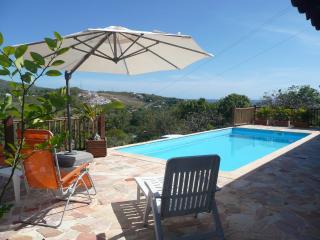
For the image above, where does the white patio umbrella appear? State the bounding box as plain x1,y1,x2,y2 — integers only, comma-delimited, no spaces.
23,26,212,152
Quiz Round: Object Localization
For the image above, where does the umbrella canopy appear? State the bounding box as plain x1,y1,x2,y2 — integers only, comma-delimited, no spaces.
22,26,212,152
25,26,212,75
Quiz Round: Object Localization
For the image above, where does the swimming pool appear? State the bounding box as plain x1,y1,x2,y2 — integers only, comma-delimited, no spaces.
117,128,309,171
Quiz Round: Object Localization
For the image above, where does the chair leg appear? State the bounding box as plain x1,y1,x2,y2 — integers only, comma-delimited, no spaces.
212,200,225,240
86,173,97,195
19,190,66,228
19,174,92,228
151,198,163,240
143,193,152,226
137,185,141,203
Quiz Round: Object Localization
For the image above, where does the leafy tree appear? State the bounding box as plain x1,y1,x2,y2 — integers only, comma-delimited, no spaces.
0,32,69,216
218,94,251,123
77,101,125,139
262,85,320,108
106,128,132,147
175,98,211,119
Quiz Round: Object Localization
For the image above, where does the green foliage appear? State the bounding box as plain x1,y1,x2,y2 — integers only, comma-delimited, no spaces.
106,129,132,147
262,85,320,108
271,108,292,121
0,68,10,75
51,60,64,66
46,70,61,76
176,98,211,119
44,37,57,51
0,203,13,218
291,108,310,121
30,52,45,66
56,47,69,56
256,107,271,120
0,31,69,214
14,45,28,59
0,32,3,46
106,99,225,147
218,93,251,122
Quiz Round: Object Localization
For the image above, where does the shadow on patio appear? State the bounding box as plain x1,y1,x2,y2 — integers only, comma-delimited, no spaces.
111,135,320,240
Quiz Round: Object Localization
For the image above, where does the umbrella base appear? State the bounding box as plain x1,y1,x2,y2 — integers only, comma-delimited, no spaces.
57,150,94,168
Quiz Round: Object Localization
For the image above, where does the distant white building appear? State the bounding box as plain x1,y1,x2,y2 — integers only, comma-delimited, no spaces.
78,91,111,105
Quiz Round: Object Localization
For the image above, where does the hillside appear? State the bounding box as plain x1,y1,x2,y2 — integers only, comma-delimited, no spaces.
0,79,181,109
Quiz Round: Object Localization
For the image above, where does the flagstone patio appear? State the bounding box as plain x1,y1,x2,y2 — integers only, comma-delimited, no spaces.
0,132,319,240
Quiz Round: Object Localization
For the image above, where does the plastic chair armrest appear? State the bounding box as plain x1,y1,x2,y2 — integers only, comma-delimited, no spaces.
145,181,162,198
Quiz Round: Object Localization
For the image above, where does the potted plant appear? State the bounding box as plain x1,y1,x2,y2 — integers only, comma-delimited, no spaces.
255,107,271,125
272,108,291,127
81,101,124,157
291,108,309,128
80,103,106,157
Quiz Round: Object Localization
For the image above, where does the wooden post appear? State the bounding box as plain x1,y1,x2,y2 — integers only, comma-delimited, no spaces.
232,108,236,126
3,116,15,153
98,114,106,139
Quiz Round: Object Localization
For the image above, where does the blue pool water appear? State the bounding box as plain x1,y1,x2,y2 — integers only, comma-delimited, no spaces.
117,128,308,171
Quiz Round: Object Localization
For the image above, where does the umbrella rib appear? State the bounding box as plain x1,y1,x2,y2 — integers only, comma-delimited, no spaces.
20,31,106,47
72,46,114,61
113,33,117,59
107,36,114,57
122,34,180,69
127,33,211,56
118,33,143,59
116,34,130,74
118,33,159,60
42,32,106,59
69,33,112,74
118,42,158,60
73,37,114,59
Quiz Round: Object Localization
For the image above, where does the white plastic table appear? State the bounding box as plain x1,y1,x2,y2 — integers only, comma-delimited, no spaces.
0,167,23,203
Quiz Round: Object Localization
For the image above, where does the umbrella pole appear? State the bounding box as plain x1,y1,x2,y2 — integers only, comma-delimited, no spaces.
65,71,73,153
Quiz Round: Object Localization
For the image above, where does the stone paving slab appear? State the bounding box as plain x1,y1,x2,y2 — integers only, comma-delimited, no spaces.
0,134,319,240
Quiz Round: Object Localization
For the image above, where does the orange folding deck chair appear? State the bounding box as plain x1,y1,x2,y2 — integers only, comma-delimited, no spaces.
18,129,96,227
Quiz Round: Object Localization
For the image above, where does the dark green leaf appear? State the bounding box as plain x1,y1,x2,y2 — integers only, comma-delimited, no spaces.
30,52,45,65
14,45,28,59
56,47,69,56
0,204,14,218
0,55,11,67
3,46,15,55
7,106,19,118
54,32,62,41
45,70,61,76
11,89,21,97
45,38,57,50
0,32,3,46
0,68,10,75
24,60,38,73
51,60,64,66
11,69,19,77
8,81,19,88
21,72,33,83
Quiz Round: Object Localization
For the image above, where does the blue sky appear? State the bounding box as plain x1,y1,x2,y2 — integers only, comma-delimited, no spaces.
1,0,319,99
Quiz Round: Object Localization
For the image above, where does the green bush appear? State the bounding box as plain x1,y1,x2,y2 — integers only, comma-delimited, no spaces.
256,107,271,120
271,108,291,121
106,128,132,147
292,108,309,121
